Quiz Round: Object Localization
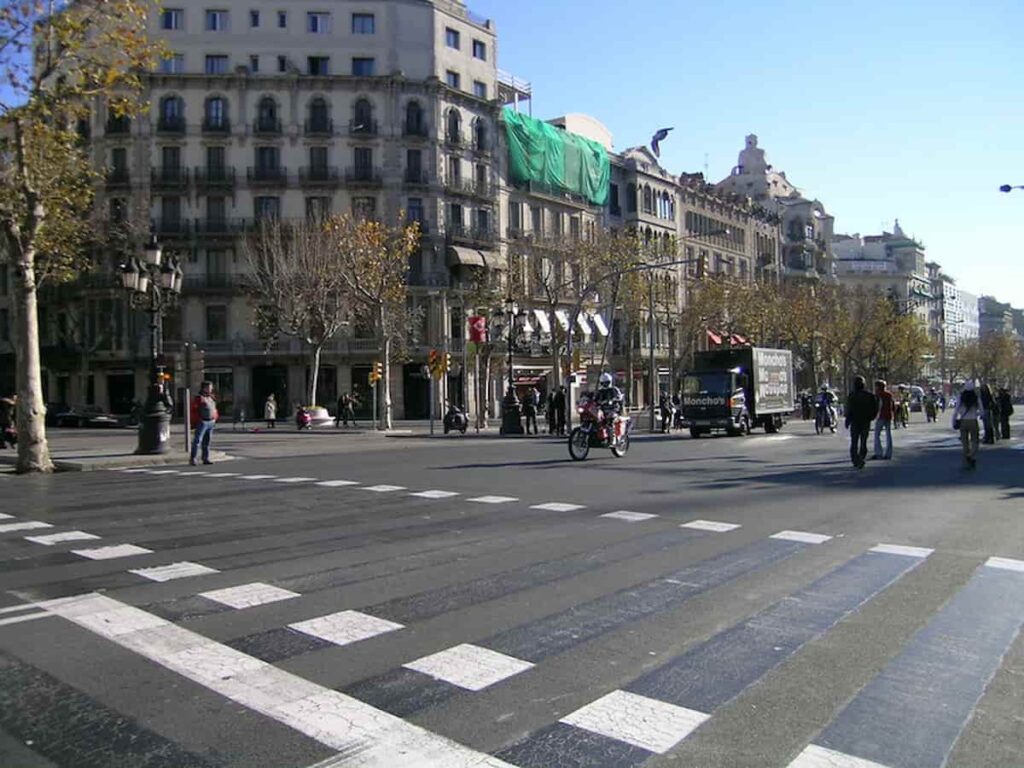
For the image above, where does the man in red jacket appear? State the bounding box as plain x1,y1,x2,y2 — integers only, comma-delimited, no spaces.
872,379,894,460
190,381,219,465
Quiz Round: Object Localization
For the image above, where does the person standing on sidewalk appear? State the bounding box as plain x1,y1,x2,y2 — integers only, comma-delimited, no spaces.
554,386,567,436
522,386,539,435
845,376,878,469
979,382,997,444
264,394,277,429
190,381,218,465
997,386,1013,439
954,380,982,469
872,379,894,460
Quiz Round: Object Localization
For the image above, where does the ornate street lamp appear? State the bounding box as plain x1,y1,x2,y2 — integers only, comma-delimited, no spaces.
120,235,183,454
500,295,524,435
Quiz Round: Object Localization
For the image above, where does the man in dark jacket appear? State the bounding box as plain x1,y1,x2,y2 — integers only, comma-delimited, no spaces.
997,387,1014,439
553,386,567,436
979,383,996,444
846,376,879,469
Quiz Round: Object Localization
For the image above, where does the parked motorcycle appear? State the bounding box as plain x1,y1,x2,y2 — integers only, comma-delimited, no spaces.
568,395,632,461
814,401,837,434
296,408,313,431
443,402,468,435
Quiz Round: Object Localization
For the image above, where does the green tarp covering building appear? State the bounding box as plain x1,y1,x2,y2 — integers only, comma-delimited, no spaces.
502,106,610,207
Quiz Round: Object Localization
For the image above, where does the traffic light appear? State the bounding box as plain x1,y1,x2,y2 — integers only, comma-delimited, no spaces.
428,349,440,378
443,352,451,375
369,361,383,385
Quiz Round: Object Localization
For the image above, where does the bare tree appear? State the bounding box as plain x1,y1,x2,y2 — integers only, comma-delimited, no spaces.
242,220,352,408
329,214,420,430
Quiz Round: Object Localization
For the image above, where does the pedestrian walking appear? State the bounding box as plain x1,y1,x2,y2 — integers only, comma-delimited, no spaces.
0,395,16,449
189,381,218,466
264,394,277,428
554,386,567,436
872,379,894,460
997,386,1013,439
522,386,539,435
954,380,982,469
979,383,996,444
845,376,878,469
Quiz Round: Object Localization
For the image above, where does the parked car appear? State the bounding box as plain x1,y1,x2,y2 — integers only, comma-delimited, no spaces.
55,406,122,428
45,402,73,428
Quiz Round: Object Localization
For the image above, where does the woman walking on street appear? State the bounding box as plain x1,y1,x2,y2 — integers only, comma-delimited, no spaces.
954,380,982,470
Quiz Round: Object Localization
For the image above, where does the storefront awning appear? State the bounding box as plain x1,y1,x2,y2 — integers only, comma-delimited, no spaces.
590,313,609,337
576,313,593,336
446,246,486,268
554,309,571,331
532,309,551,335
707,329,723,346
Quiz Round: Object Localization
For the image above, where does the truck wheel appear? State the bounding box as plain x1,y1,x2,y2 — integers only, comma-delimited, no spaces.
765,417,779,434
689,427,702,439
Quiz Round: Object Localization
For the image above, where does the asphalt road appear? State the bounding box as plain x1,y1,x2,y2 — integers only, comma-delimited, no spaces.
1,415,1022,768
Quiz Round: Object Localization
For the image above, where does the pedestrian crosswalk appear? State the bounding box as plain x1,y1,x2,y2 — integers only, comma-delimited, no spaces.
0,475,1022,768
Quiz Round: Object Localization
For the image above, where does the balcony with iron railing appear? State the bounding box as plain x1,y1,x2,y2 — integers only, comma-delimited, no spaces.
403,122,429,139
154,218,191,238
104,168,131,189
349,119,378,136
151,166,189,190
344,166,382,186
403,168,430,186
105,116,131,135
446,221,496,246
156,115,186,135
248,166,288,186
304,118,333,137
252,117,282,136
194,166,236,189
299,165,340,187
201,116,231,134
182,272,239,292
193,218,251,236
444,176,491,199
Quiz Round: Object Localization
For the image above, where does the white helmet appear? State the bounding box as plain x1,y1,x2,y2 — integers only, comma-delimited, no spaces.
599,372,613,388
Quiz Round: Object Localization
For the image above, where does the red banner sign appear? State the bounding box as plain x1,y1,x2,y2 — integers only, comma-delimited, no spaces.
468,316,488,343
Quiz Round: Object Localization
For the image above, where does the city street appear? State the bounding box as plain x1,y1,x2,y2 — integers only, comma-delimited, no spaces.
1,417,1022,768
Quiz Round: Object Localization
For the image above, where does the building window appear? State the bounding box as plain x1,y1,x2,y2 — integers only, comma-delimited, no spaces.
306,196,331,221
160,195,182,227
351,57,375,76
353,196,376,219
308,98,329,130
205,305,228,341
473,81,487,99
255,145,279,170
205,9,228,31
307,12,330,33
159,95,184,125
206,196,226,224
161,8,183,29
476,208,489,232
0,309,9,342
445,27,460,49
405,100,424,135
249,55,259,73
204,96,227,128
447,156,461,185
448,202,463,229
531,206,542,234
277,10,287,28
351,13,374,34
205,55,228,74
626,183,637,213
474,121,488,152
353,146,373,173
446,109,461,143
446,70,460,89
159,53,184,74
307,56,329,75
249,9,259,26
352,98,373,132
277,55,287,73
206,145,226,171
254,196,280,220
309,145,328,170
407,197,424,225
609,183,620,215
472,39,486,60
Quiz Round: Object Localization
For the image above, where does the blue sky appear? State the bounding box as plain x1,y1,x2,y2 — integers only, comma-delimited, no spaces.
472,0,1024,306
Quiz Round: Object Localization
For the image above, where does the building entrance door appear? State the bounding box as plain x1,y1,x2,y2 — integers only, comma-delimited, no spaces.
252,365,288,417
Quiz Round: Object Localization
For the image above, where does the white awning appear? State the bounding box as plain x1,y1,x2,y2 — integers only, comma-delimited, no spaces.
576,313,593,336
520,315,534,337
554,309,571,331
590,313,609,337
532,309,551,335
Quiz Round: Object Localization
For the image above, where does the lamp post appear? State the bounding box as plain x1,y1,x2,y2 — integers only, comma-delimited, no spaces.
500,295,524,435
120,235,183,454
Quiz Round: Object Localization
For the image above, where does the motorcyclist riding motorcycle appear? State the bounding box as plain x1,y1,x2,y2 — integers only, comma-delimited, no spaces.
815,385,838,432
595,372,624,419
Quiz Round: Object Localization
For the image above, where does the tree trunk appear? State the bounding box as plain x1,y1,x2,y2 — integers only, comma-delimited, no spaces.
308,344,322,407
12,250,54,473
379,304,392,430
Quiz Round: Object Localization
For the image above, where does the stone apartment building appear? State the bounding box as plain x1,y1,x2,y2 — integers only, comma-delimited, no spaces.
5,0,786,419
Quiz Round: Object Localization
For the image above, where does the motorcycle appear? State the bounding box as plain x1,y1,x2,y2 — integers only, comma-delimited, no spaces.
443,402,468,435
814,400,837,434
568,395,632,461
296,408,313,431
